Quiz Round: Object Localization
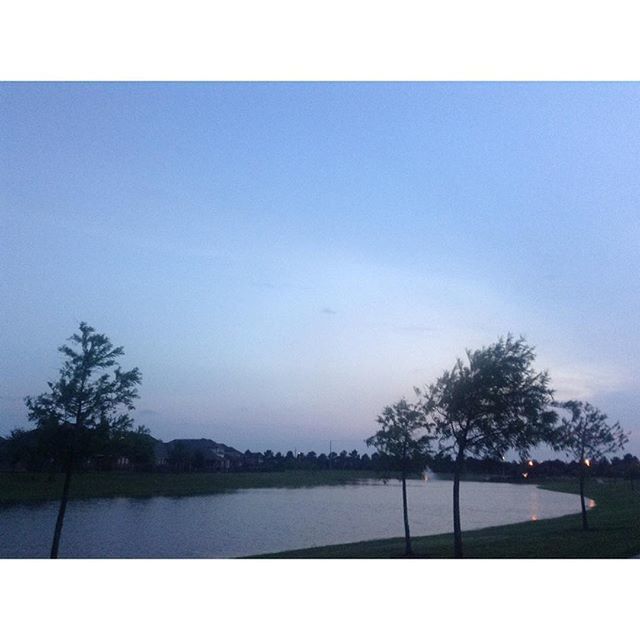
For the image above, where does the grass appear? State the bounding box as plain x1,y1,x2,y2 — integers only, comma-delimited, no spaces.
2,472,637,558
249,479,640,558
0,469,382,504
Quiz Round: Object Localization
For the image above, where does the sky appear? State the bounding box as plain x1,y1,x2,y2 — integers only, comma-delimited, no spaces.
1,82,639,456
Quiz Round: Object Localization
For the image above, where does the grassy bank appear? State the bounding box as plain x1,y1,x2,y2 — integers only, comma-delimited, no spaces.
0,469,382,504
250,480,640,558
2,473,637,558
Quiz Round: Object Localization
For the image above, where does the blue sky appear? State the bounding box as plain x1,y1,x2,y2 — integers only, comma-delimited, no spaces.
1,82,638,455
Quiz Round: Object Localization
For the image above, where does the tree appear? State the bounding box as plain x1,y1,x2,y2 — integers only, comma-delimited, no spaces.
168,441,190,471
417,335,556,558
554,400,628,530
621,454,640,491
25,322,141,558
366,398,430,556
317,453,329,469
306,451,318,469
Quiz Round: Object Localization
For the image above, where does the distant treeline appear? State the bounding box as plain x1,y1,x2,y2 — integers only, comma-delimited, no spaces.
253,449,640,480
246,449,426,473
428,452,640,481
0,426,156,473
1,427,638,480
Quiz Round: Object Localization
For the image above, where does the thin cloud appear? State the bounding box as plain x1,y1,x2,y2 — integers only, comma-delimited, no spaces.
394,324,437,333
550,365,629,401
321,307,337,314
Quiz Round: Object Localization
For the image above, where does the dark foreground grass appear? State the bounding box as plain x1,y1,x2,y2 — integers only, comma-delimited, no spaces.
250,480,640,559
0,469,381,504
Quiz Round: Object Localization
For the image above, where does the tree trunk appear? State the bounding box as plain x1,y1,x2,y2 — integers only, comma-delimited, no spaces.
579,466,589,532
50,449,74,559
401,470,413,556
453,451,464,558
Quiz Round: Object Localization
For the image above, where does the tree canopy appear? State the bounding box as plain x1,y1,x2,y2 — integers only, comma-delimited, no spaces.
416,334,557,557
24,321,142,558
25,322,142,437
553,399,628,530
366,398,431,471
554,400,628,463
366,398,431,556
417,335,556,460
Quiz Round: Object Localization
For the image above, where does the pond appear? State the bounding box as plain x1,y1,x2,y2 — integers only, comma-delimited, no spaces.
0,477,587,558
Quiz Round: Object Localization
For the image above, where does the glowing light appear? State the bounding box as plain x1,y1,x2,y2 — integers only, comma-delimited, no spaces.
528,460,534,467
584,459,591,467
530,515,538,522
522,472,528,479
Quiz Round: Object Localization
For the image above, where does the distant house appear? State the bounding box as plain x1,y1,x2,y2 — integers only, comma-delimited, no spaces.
115,456,131,469
152,440,169,467
161,438,245,472
242,451,264,470
85,453,132,471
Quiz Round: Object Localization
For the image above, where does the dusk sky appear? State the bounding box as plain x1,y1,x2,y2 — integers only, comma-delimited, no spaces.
1,82,639,455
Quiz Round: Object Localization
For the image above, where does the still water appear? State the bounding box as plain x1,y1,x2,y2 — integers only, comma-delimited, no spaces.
0,478,585,558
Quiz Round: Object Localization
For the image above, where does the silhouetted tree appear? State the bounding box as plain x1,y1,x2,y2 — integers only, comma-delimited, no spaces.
621,453,640,490
284,450,295,470
554,400,628,530
306,451,317,469
168,442,192,471
417,335,556,558
366,399,431,556
25,322,141,558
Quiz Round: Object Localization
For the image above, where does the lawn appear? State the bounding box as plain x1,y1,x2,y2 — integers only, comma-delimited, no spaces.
2,472,637,558
0,469,381,503
250,479,640,558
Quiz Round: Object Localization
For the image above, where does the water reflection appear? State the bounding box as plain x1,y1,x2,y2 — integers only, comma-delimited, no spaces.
0,478,588,558
529,488,540,521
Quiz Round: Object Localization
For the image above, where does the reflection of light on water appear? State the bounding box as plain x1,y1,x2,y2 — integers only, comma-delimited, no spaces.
588,499,596,509
530,487,540,522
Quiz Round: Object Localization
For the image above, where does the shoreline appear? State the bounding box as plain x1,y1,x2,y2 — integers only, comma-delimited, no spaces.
0,469,545,505
0,469,598,505
0,470,389,505
1,473,636,558
247,480,639,559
